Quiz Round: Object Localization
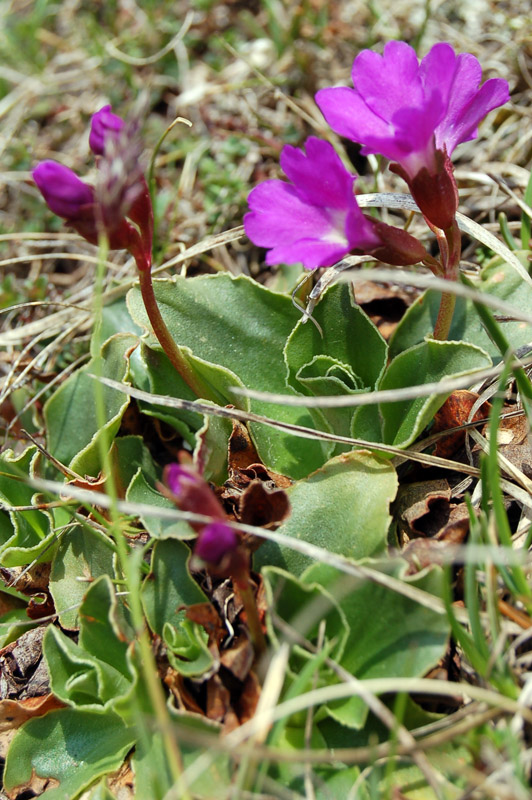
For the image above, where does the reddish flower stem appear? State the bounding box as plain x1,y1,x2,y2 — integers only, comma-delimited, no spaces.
432,220,461,341
231,551,267,659
136,263,207,398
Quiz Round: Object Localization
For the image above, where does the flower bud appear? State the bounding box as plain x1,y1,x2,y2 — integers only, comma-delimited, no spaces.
32,161,94,219
163,463,239,565
391,150,459,232
89,105,124,156
163,463,227,533
195,521,238,564
369,219,433,266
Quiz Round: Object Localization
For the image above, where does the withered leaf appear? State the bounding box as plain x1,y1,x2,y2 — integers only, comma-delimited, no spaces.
228,419,261,472
237,479,291,529
235,670,261,726
433,390,491,458
0,693,63,737
206,673,234,726
395,479,451,542
219,634,254,682
163,668,204,716
0,626,48,701
186,602,227,648
5,770,58,800
0,562,51,596
490,413,532,480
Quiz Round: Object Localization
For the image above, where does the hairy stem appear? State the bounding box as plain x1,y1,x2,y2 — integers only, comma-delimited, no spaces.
137,265,215,400
432,289,457,340
433,220,461,340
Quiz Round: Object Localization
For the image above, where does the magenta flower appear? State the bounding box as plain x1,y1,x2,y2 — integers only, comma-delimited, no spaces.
32,161,94,219
89,105,125,156
244,137,381,270
316,41,509,181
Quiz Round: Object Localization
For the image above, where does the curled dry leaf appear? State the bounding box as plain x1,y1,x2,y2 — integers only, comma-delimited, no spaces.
0,562,51,595
0,694,64,760
433,390,491,458
0,626,49,701
395,478,451,542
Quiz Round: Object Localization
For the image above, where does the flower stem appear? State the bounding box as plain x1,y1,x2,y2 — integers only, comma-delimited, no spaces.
432,220,461,341
137,265,215,400
231,552,267,659
432,289,456,340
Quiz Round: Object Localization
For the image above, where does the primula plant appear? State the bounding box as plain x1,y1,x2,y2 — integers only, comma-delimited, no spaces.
2,25,532,800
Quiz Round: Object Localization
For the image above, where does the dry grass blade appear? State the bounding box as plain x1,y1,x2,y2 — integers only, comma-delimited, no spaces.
27,476,530,628
177,677,532,794
93,374,483,475
233,359,529,408
356,192,532,288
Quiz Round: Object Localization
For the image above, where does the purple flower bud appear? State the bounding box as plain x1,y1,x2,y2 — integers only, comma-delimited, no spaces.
32,161,94,219
163,462,228,528
195,521,238,564
165,463,201,496
89,105,125,156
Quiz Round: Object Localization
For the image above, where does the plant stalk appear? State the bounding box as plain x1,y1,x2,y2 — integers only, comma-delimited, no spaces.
231,553,267,659
432,220,461,340
136,265,210,399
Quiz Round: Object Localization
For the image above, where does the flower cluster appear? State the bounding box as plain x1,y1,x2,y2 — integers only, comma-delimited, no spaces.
33,106,153,270
164,463,238,565
245,41,509,269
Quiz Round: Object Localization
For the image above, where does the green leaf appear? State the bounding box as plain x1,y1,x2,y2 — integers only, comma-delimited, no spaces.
0,446,57,567
44,625,130,710
132,730,175,800
167,710,233,797
44,333,138,477
285,283,387,392
255,450,397,576
100,296,142,342
193,410,233,484
141,539,207,636
127,274,331,478
126,470,195,540
111,434,159,497
390,257,532,361
262,565,349,667
49,524,116,630
43,577,132,710
303,561,450,729
3,708,135,800
128,342,205,446
285,283,387,445
78,575,130,677
87,780,117,800
163,616,214,676
379,339,492,447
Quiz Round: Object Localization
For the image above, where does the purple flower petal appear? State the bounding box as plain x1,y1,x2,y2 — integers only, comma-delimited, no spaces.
353,41,424,121
32,161,94,219
89,105,125,156
315,87,391,150
245,181,334,248
316,41,510,180
195,521,238,564
436,77,510,154
280,137,354,209
245,138,379,270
